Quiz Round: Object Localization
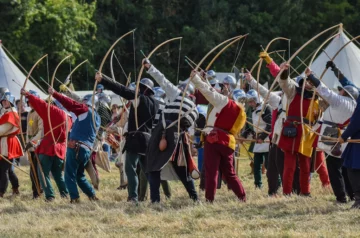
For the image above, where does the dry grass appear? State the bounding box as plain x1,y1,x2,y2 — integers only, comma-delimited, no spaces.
0,157,359,238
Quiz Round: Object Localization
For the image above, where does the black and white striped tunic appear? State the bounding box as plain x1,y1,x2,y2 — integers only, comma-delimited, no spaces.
146,94,198,173
153,100,165,130
162,95,198,127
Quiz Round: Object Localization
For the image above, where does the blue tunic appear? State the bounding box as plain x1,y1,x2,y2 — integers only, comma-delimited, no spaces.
70,109,100,148
342,95,360,169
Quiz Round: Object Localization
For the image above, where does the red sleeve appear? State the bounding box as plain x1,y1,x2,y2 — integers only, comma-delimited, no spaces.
27,94,64,119
52,91,88,116
266,61,281,78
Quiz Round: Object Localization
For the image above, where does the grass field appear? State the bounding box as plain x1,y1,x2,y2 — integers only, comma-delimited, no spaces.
0,157,359,238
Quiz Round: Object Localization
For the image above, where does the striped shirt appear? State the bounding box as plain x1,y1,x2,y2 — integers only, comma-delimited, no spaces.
162,95,198,128
153,100,166,129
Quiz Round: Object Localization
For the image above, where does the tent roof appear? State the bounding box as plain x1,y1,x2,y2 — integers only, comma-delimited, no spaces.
310,29,360,89
0,42,47,101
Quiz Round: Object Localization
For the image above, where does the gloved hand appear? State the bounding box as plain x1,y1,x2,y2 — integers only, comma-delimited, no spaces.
24,142,34,152
326,61,335,69
59,84,68,92
259,51,273,64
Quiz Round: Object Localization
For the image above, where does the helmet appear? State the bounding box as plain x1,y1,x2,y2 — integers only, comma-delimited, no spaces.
0,87,9,99
178,83,195,95
341,85,359,100
196,105,207,118
220,75,236,92
0,92,15,106
96,84,104,91
82,94,99,107
206,70,218,85
140,78,154,94
222,75,236,86
28,90,40,98
97,92,111,105
26,90,40,105
246,89,263,104
232,89,247,103
294,76,304,87
128,82,136,91
154,87,166,99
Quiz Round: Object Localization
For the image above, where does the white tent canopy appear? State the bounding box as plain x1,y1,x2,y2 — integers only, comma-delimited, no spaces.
0,42,47,101
74,90,124,106
310,29,360,89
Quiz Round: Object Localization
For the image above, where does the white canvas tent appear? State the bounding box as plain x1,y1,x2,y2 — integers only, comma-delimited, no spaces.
310,29,360,89
0,41,47,100
74,90,124,106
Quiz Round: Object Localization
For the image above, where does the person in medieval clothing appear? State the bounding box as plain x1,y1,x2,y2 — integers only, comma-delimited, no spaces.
242,89,271,189
108,98,131,190
15,99,28,165
189,70,246,202
21,89,70,201
143,59,199,203
306,65,357,203
95,72,159,202
278,63,320,196
49,87,100,203
244,52,300,195
149,86,172,199
24,90,44,199
339,89,360,208
199,75,235,191
0,92,23,197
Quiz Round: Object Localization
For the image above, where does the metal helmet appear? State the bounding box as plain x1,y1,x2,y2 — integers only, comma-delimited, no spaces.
220,75,236,93
246,89,263,104
206,70,218,85
342,85,359,100
154,87,166,99
232,89,247,103
28,90,40,98
82,94,99,107
140,78,154,94
294,76,304,87
196,105,207,118
128,82,136,91
178,83,195,95
0,91,15,106
26,90,40,105
97,92,111,105
96,84,104,91
0,87,9,99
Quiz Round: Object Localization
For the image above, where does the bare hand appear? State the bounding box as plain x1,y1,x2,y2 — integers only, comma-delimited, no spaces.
95,72,102,82
190,70,198,79
20,88,28,96
280,62,290,71
244,70,252,82
48,87,55,95
142,58,151,69
338,137,345,144
305,67,312,77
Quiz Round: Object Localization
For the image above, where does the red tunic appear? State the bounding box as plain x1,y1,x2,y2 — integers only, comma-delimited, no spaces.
27,95,70,159
0,110,23,159
194,89,209,105
278,93,319,157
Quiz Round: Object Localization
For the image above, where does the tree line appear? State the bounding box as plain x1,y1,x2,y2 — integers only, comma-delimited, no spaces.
0,0,359,91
